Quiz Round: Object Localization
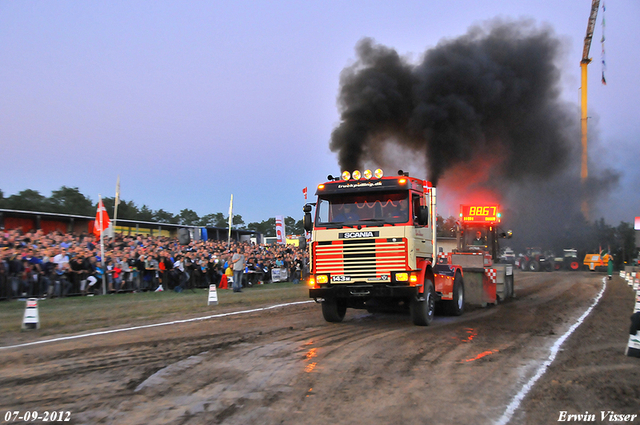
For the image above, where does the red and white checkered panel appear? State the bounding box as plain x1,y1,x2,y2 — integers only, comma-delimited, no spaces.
438,252,449,264
485,268,497,284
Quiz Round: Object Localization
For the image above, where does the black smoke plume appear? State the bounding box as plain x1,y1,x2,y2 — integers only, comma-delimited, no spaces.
330,19,619,251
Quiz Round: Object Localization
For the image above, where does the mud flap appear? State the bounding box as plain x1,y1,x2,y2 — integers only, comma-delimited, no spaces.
494,264,513,300
434,272,454,300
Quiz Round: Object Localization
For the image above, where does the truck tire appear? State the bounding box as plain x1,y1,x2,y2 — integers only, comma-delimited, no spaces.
528,261,540,272
569,261,580,271
411,278,435,326
520,261,528,271
444,273,464,316
507,274,515,298
322,298,346,323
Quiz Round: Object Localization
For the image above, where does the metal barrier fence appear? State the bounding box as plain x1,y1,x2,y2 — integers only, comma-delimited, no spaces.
0,266,302,300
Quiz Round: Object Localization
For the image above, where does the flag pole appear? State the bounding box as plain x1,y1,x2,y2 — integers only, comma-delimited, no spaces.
227,194,233,249
113,175,120,233
99,194,106,295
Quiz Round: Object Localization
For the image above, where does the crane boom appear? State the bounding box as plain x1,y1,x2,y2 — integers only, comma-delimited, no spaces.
580,0,600,220
582,0,601,62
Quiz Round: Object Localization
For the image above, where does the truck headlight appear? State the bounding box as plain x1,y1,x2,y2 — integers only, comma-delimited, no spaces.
395,272,409,282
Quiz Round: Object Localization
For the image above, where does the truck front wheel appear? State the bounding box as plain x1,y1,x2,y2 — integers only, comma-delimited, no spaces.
411,278,435,326
322,298,347,323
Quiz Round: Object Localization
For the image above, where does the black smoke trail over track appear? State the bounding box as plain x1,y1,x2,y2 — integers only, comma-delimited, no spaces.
330,19,619,250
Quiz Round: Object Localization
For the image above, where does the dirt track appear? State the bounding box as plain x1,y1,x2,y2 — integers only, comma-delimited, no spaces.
1,271,638,425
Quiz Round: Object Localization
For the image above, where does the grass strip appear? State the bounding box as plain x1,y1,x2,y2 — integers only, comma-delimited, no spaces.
0,282,310,340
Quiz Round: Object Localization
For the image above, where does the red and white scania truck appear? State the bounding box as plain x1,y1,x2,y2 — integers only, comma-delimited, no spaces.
303,169,466,326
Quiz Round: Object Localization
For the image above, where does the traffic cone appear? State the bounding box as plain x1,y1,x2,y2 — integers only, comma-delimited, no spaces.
626,312,640,358
22,298,40,330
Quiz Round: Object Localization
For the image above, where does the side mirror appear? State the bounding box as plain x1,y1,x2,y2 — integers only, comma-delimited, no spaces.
417,206,429,226
303,204,314,232
303,213,313,232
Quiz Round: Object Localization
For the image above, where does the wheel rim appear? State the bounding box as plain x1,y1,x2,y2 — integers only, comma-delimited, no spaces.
427,291,434,318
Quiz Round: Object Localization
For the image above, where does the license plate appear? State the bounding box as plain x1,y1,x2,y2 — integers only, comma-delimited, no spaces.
331,275,351,282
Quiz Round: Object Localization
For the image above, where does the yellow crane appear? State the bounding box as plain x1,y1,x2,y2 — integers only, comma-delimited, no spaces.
580,0,600,219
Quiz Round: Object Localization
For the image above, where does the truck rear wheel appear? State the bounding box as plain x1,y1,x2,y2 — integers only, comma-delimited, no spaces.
411,278,435,326
444,273,464,316
322,298,346,323
528,261,540,272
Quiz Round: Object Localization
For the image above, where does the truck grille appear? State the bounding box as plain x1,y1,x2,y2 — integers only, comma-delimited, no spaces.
313,238,408,282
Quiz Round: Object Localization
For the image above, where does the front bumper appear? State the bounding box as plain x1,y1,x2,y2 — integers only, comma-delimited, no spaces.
310,284,419,300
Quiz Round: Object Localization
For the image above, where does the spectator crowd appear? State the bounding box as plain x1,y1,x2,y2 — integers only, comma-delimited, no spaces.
0,229,308,300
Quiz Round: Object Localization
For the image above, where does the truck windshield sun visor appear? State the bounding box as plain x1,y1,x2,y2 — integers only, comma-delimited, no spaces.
315,192,409,226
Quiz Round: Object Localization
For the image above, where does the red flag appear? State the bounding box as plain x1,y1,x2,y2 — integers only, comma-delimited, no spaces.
94,198,111,238
303,187,308,200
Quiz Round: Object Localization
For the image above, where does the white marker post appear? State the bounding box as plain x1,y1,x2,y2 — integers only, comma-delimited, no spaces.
208,284,218,306
627,312,640,358
22,298,40,330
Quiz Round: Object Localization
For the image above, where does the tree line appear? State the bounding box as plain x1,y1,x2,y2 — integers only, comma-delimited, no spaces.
1,187,637,264
0,187,304,236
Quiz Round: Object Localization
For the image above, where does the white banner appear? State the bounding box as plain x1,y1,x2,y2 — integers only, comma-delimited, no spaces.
275,215,286,245
271,268,288,282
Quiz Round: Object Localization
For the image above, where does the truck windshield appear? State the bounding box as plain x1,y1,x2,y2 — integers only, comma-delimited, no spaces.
463,226,489,251
316,192,409,226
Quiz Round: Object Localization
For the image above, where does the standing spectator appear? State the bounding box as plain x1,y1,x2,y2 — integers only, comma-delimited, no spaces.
207,255,221,287
52,248,71,297
39,250,55,297
112,259,123,291
127,252,139,291
120,256,132,291
292,255,302,284
70,253,89,295
136,254,146,291
144,254,159,290
231,248,246,293
173,254,188,291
